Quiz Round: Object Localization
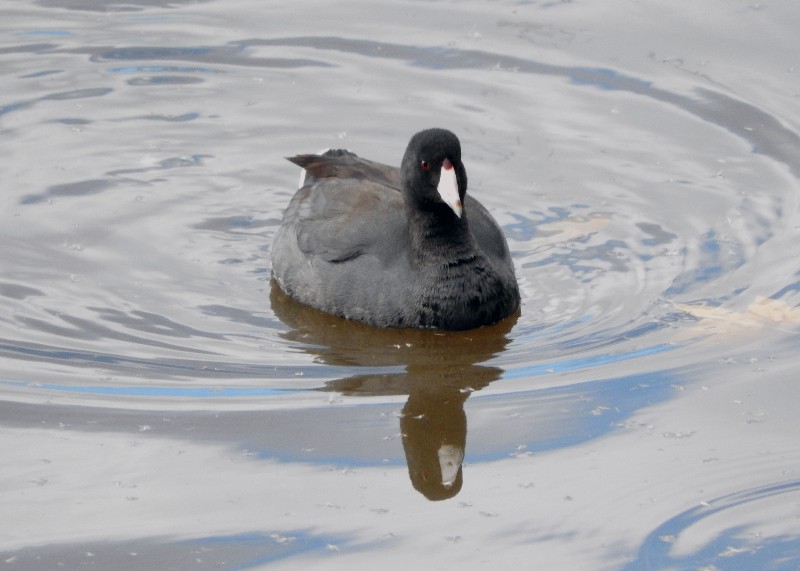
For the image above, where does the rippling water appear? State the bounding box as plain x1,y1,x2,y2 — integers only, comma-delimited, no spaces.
2,1,800,569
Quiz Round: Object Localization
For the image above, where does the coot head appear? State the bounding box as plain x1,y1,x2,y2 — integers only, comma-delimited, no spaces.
400,128,468,219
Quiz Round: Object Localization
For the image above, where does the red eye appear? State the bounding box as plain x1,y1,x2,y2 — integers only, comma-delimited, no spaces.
421,160,431,171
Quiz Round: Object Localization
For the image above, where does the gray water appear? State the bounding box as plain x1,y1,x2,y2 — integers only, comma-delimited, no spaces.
2,1,800,569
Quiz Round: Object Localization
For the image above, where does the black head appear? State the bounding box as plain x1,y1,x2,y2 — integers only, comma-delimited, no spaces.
400,128,468,218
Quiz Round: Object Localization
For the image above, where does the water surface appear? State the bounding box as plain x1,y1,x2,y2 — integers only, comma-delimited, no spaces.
2,1,800,569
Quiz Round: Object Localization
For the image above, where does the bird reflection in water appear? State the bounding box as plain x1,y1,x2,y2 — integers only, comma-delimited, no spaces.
270,281,518,501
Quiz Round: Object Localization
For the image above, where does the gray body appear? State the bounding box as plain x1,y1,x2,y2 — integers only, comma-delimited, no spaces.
271,132,520,330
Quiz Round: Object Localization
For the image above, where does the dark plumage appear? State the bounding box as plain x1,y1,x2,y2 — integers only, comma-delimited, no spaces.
271,128,520,330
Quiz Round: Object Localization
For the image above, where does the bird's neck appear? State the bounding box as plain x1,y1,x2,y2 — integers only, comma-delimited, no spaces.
406,206,475,264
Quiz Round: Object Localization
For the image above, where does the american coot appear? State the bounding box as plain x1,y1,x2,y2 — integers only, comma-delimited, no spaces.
271,128,520,330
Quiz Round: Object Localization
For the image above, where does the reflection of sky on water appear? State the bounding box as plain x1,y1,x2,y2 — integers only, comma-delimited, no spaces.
470,369,678,460
1,362,680,470
624,481,800,571
2,380,298,397
0,339,675,396
3,529,361,570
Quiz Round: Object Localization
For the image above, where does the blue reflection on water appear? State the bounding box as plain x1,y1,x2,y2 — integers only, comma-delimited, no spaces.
106,65,224,74
502,344,674,380
569,66,653,92
189,530,359,568
471,367,678,459
0,529,358,569
100,46,215,60
16,30,73,37
622,480,800,571
1,342,676,398
2,380,300,397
